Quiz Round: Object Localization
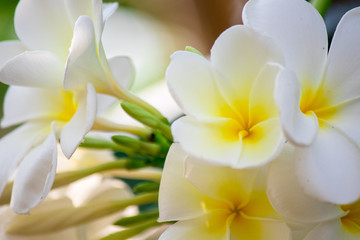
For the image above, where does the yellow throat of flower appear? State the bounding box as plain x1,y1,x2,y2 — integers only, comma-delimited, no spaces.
341,199,360,234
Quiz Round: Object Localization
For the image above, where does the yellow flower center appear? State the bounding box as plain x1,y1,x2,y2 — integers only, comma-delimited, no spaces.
341,199,360,234
56,90,78,122
220,99,272,142
300,83,338,128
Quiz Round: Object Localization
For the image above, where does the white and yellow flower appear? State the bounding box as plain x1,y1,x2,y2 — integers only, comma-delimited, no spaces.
244,0,360,204
0,0,130,214
158,144,290,239
268,145,360,240
167,24,285,168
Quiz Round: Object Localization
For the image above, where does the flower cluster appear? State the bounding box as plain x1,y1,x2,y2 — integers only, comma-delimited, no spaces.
0,0,360,239
159,0,360,239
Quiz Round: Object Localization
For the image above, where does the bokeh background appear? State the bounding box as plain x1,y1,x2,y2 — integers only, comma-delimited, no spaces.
0,0,359,137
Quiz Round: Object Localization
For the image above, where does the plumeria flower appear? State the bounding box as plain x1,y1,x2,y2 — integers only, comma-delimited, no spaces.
267,145,360,240
1,0,132,96
0,84,96,214
158,144,290,239
244,0,360,204
0,0,130,214
167,24,285,168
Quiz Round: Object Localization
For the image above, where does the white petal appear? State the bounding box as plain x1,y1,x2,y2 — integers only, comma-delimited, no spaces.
304,220,343,240
0,50,64,88
171,116,242,166
158,144,216,222
96,93,117,116
65,0,103,45
295,127,360,204
248,63,282,124
11,127,57,214
236,119,284,168
211,25,284,113
1,86,70,128
243,0,327,91
0,122,49,199
159,213,228,240
267,146,344,224
328,97,360,148
0,40,27,68
274,68,319,146
60,84,97,158
102,3,118,22
64,16,112,94
166,51,235,120
184,156,257,203
15,0,73,60
108,56,134,90
323,7,360,104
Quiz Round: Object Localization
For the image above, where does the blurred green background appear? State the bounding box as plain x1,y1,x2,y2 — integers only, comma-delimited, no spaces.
0,0,18,137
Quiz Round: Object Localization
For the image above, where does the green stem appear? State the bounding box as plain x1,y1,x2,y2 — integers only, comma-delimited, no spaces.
100,219,163,240
93,117,152,139
311,0,332,17
52,160,129,188
79,137,136,155
114,210,159,226
120,91,167,123
121,102,173,141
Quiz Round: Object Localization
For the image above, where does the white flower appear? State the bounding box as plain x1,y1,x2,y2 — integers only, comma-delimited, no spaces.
244,0,360,204
158,144,290,240
0,84,96,214
0,0,125,214
267,145,360,240
167,24,285,168
0,0,132,96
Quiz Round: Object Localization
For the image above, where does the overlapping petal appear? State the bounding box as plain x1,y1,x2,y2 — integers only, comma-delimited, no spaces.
60,84,97,158
1,86,72,128
236,119,283,168
274,69,319,146
11,128,58,214
166,51,235,120
303,220,344,240
64,16,109,91
267,146,344,224
160,213,228,240
0,41,27,68
158,144,217,222
211,25,284,112
0,50,63,88
184,153,257,203
248,64,281,124
65,0,117,44
0,122,50,199
15,0,73,61
295,127,360,204
243,0,327,92
64,15,130,97
327,98,360,148
323,7,360,104
107,56,134,91
171,117,242,166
